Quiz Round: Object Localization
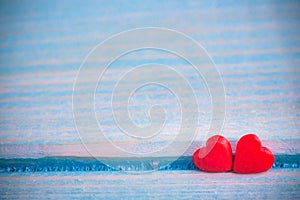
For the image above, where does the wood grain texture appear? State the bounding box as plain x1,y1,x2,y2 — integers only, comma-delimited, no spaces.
0,0,300,199
0,0,300,158
0,169,299,199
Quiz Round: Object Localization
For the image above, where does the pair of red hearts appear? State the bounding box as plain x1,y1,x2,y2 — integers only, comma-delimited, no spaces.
192,134,274,173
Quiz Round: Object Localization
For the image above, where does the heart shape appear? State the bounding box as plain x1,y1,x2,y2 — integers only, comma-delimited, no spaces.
233,134,274,173
193,135,233,172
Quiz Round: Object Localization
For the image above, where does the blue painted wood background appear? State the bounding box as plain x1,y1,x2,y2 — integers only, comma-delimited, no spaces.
0,0,299,199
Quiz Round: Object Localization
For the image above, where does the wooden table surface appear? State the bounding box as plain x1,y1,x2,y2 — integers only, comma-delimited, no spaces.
0,0,299,199
0,169,299,199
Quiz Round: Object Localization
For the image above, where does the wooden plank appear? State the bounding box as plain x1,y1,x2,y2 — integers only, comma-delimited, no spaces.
0,169,299,199
0,139,300,158
1,0,300,157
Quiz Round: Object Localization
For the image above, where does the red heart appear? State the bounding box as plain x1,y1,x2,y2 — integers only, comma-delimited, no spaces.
233,134,274,173
193,135,233,172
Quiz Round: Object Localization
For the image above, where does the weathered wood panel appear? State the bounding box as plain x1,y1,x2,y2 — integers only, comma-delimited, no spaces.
0,0,300,199
0,0,299,158
0,169,299,199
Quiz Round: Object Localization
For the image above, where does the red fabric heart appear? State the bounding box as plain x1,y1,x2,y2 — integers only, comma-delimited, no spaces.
193,135,233,172
233,134,274,173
